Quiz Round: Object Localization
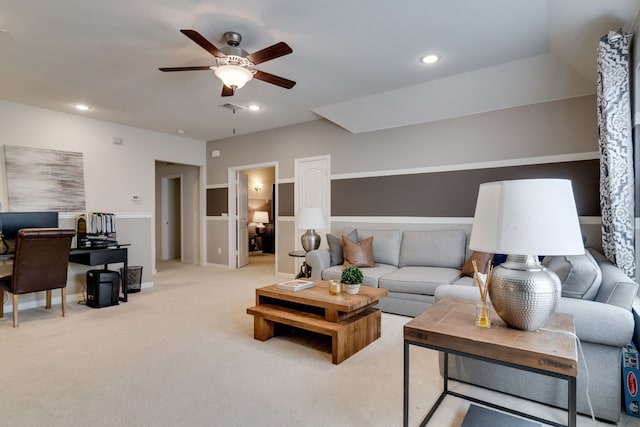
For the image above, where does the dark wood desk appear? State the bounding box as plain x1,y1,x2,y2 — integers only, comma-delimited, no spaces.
69,246,129,302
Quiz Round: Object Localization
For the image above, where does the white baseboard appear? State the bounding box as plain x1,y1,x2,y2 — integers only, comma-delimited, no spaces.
1,281,154,313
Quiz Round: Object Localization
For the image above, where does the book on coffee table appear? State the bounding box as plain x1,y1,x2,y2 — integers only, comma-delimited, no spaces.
276,279,314,292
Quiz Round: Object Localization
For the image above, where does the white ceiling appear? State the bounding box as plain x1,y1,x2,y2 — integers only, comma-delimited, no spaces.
0,0,637,142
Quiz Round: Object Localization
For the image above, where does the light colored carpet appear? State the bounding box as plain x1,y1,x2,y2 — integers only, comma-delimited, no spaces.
0,255,635,427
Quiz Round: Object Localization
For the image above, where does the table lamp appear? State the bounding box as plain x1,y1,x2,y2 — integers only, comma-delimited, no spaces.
251,211,269,236
297,207,325,252
252,211,269,228
468,179,584,331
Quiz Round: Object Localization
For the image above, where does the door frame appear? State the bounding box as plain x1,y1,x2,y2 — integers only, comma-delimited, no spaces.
160,173,184,261
227,161,278,270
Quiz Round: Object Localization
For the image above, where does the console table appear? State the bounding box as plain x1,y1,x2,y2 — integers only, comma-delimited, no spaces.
403,298,577,427
69,246,129,302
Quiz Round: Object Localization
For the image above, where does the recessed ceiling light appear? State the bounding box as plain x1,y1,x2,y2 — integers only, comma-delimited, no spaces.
420,54,439,64
176,129,185,134
247,104,261,111
74,104,90,111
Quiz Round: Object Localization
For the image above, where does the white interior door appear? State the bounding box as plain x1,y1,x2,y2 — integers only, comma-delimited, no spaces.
295,156,330,250
236,171,249,268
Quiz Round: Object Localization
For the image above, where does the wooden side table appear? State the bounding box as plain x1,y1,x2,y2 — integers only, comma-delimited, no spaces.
403,298,578,427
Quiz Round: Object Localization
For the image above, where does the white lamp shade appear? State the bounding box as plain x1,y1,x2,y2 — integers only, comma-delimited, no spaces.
469,179,584,256
214,65,253,89
252,211,269,226
297,208,325,230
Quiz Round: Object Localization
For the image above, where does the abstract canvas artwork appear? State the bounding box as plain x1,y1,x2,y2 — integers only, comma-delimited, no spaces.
3,145,86,211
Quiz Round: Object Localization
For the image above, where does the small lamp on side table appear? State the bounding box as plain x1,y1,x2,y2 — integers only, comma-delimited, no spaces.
252,211,269,235
469,179,584,331
297,208,325,252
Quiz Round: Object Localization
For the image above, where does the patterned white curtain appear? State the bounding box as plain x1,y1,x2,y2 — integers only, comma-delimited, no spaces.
597,31,635,278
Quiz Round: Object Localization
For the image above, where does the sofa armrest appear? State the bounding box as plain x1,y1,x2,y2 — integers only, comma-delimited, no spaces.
305,249,330,280
556,298,634,347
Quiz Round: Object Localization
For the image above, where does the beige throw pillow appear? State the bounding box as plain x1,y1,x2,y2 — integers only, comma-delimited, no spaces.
342,235,376,268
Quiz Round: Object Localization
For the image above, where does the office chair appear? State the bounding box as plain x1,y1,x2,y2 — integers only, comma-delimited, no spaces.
0,228,76,327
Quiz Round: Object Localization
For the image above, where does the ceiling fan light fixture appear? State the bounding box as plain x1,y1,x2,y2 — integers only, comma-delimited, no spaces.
214,64,254,89
213,54,255,90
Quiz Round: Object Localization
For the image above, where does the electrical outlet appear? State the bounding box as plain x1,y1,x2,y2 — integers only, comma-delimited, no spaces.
217,248,222,255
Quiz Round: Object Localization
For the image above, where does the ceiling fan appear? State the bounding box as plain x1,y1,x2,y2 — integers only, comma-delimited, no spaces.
159,29,296,97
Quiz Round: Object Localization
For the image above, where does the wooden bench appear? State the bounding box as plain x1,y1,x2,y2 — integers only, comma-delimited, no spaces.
247,303,381,364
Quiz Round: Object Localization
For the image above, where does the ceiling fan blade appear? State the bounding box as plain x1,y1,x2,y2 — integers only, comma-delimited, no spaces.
221,85,235,97
158,66,212,72
253,70,296,89
246,42,292,65
180,29,226,58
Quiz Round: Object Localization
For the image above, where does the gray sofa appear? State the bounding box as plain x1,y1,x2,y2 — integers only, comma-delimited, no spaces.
306,228,474,317
306,228,639,422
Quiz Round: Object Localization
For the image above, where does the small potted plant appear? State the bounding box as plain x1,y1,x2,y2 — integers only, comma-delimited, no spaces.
341,265,364,294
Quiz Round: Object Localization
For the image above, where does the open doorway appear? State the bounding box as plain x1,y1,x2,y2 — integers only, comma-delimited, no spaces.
244,166,276,267
228,163,277,271
155,161,202,272
161,175,181,260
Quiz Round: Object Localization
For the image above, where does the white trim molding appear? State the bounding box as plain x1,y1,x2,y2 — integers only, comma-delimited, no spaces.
332,152,599,180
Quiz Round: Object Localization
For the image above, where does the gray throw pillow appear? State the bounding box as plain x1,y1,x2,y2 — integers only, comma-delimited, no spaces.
326,229,357,266
542,250,602,300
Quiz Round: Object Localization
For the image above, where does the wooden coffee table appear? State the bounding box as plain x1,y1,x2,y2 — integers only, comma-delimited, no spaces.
246,280,388,364
403,298,577,427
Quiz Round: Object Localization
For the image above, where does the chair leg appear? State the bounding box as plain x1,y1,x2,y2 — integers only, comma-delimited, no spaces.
12,294,18,327
61,288,66,318
0,289,4,319
46,290,52,309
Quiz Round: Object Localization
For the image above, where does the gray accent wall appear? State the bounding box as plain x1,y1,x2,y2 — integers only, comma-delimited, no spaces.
207,95,597,183
332,160,599,217
206,95,600,274
278,183,294,216
206,188,228,216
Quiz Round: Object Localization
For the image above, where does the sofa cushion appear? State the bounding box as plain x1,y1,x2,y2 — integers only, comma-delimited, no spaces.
342,236,376,267
321,264,397,287
379,266,462,295
589,248,639,310
398,230,467,268
542,251,602,300
326,229,357,266
461,251,494,277
355,229,403,266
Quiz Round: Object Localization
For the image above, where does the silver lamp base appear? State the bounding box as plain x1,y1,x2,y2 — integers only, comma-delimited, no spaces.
488,255,561,331
301,229,321,252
